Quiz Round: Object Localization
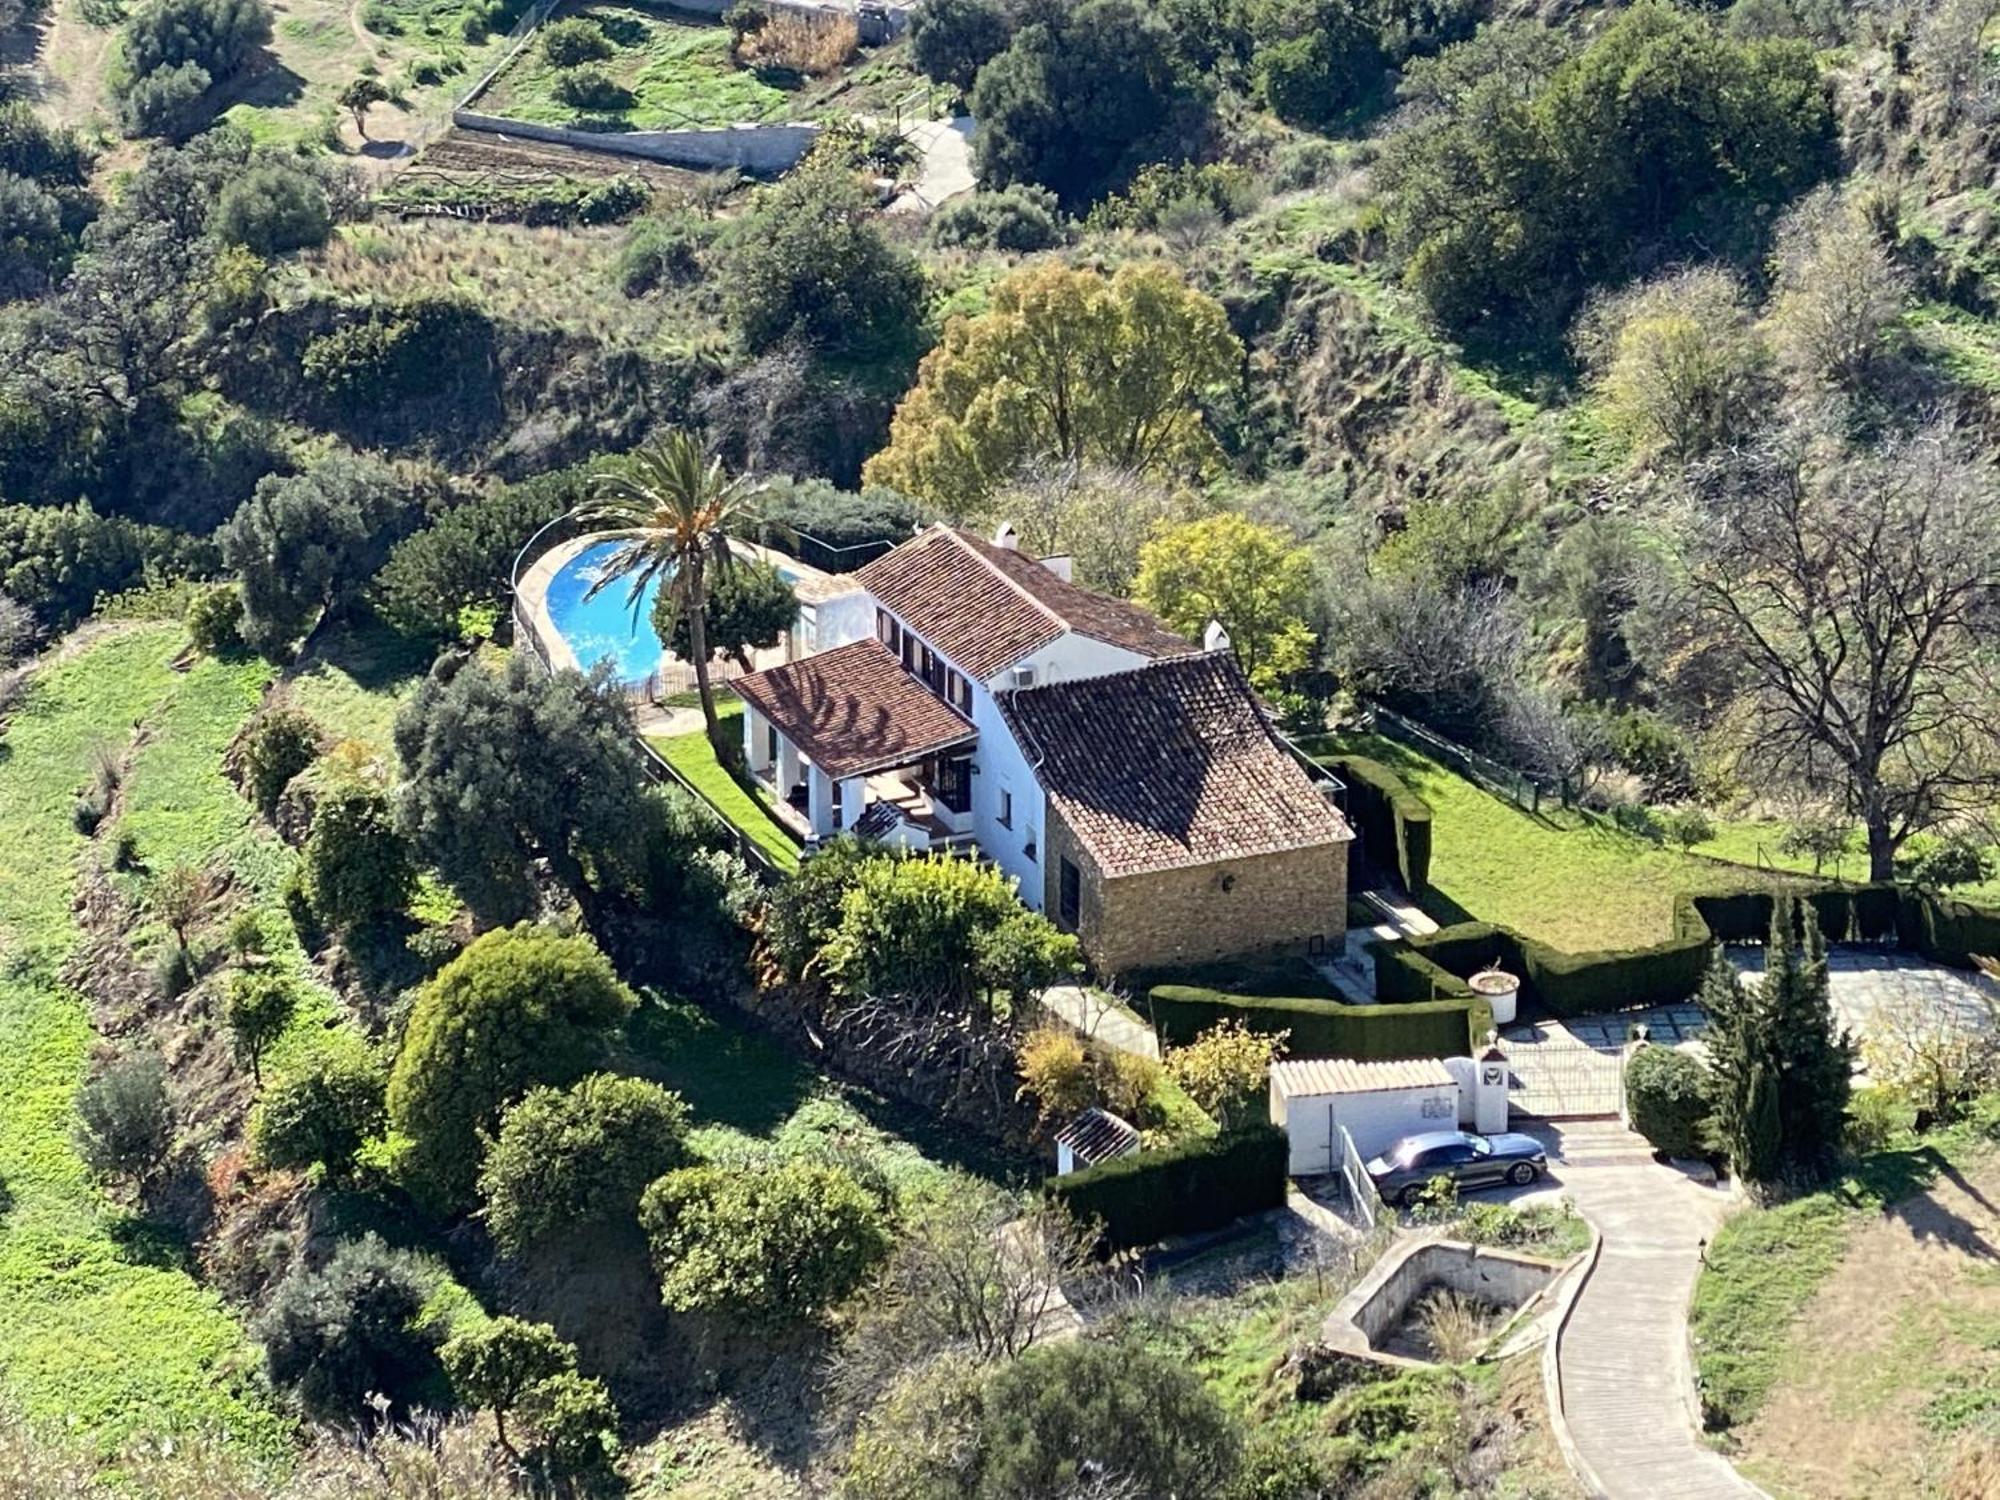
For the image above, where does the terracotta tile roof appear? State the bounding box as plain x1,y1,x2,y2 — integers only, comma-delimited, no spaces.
732,638,976,781
854,526,1195,680
1271,1058,1459,1098
1000,651,1353,878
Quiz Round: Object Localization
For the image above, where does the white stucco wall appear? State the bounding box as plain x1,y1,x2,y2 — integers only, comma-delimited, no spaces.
994,631,1154,690
814,587,876,651
968,681,1048,909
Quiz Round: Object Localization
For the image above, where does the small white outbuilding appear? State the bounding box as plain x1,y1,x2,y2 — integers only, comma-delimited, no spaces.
1269,1057,1462,1176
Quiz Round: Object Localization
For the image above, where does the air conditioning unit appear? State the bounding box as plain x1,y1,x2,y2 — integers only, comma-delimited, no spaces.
1009,665,1037,690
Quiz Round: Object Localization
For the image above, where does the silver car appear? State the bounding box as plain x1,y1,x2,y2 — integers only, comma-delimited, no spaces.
1365,1129,1548,1207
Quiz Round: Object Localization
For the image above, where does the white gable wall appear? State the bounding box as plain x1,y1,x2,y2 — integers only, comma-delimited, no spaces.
996,631,1152,690
969,684,1049,908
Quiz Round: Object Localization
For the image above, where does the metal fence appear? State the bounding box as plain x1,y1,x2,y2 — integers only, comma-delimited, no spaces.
1338,1123,1381,1230
1368,703,1563,814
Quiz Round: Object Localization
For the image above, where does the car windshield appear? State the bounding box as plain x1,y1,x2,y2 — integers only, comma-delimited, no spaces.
1468,1137,1492,1157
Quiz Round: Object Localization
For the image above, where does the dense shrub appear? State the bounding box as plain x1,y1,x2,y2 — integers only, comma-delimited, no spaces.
479,1072,691,1255
371,465,586,641
386,923,637,1211
554,66,631,111
114,0,272,136
239,707,323,817
73,1048,173,1190
926,184,1066,253
540,15,613,64
184,581,243,655
909,0,1011,91
441,1318,618,1482
301,296,491,411
977,1339,1243,1499
1329,754,1432,893
251,1049,386,1176
1148,984,1479,1060
640,1158,890,1325
303,779,416,930
752,476,925,572
0,501,211,632
616,209,715,295
1046,1125,1286,1250
212,160,332,256
1252,0,1386,129
255,1233,444,1422
1624,1043,1710,1158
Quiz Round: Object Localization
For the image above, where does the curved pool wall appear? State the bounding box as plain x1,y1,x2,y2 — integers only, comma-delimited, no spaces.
516,533,834,692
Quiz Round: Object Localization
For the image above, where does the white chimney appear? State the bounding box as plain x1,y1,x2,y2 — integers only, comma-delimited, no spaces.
1039,553,1074,582
1202,619,1231,653
992,521,1019,551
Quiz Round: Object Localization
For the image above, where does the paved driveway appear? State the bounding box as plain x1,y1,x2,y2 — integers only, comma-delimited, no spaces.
1728,946,1998,1050
1527,1120,1759,1499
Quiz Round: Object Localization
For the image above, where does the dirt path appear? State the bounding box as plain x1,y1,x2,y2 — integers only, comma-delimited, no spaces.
31,0,115,129
1534,1120,1760,1500
1733,1155,2000,1499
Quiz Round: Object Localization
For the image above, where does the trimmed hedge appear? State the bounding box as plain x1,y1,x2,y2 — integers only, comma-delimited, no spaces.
1147,984,1487,1060
1331,754,1433,894
1047,1125,1288,1250
1375,883,2000,1020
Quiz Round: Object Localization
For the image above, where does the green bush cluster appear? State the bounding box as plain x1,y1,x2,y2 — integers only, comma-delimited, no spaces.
1046,1124,1287,1251
377,173,648,227
1147,983,1481,1060
1329,753,1432,893
301,296,491,410
1624,1043,1710,1158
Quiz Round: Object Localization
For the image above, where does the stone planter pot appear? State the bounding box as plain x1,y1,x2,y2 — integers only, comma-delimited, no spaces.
1469,968,1520,1026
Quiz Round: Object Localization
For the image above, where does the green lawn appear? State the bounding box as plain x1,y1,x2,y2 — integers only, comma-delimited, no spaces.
478,4,793,130
647,710,802,874
0,628,290,1459
282,620,432,765
1306,732,1800,951
1690,1101,2000,1435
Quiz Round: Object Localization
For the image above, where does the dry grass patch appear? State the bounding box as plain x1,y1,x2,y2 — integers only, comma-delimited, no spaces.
1732,1154,2000,1500
736,10,857,76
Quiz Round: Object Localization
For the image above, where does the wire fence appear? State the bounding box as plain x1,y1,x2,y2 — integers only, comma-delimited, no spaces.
1367,703,1563,815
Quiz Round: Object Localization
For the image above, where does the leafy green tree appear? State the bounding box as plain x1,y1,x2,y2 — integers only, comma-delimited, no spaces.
74,1048,173,1192
975,1339,1242,1498
1134,513,1316,680
819,853,1080,1016
865,261,1240,513
251,1049,385,1176
969,0,1213,209
440,1316,576,1458
640,1158,891,1325
651,555,796,672
212,160,332,256
721,160,927,362
479,1073,691,1255
541,15,614,64
304,779,416,930
517,1369,621,1487
338,75,390,137
763,834,873,982
576,432,767,755
218,454,411,659
0,171,71,302
393,653,650,924
909,0,1012,91
255,1233,443,1423
1163,1019,1285,1131
926,183,1066,253
226,970,297,1084
120,0,272,82
1252,0,1385,128
386,923,637,1211
239,707,322,818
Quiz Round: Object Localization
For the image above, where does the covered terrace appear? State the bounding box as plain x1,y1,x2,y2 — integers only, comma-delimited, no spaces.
732,637,978,843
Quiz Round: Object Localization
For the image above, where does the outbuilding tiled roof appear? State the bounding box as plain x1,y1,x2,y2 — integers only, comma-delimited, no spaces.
1000,651,1353,878
731,638,976,780
1055,1107,1141,1167
1270,1058,1459,1099
854,526,1194,680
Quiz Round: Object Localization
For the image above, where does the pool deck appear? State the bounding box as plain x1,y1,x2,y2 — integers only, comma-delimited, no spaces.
517,531,850,695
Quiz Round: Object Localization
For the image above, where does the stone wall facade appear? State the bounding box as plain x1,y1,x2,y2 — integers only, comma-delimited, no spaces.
451,111,820,173
1044,811,1350,977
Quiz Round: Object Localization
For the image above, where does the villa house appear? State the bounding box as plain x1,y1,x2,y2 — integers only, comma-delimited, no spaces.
731,524,1355,974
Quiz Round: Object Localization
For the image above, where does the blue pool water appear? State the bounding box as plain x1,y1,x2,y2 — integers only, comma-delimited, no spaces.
543,540,802,681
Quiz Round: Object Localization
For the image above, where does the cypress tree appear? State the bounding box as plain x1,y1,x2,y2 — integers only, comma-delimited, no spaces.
1765,897,1853,1183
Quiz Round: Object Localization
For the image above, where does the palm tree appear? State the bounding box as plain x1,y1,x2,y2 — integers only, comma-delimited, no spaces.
577,433,761,754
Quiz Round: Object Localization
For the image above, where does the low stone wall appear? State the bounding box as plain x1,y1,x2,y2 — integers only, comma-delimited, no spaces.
1326,1237,1566,1365
452,110,820,173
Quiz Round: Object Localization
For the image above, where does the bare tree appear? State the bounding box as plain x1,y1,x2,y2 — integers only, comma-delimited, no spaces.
1679,419,2000,879
985,460,1187,596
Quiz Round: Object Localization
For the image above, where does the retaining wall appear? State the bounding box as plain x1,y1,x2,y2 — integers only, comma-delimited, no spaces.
452,110,820,173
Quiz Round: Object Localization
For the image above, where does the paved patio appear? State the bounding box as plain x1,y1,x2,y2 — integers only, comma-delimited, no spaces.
1728,945,1998,1047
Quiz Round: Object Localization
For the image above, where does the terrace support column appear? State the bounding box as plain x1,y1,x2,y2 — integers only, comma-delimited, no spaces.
744,708,771,776
777,736,802,797
807,763,837,838
838,775,866,833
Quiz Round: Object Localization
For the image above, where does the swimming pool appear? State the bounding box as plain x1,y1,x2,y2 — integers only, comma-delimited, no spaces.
541,539,804,681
